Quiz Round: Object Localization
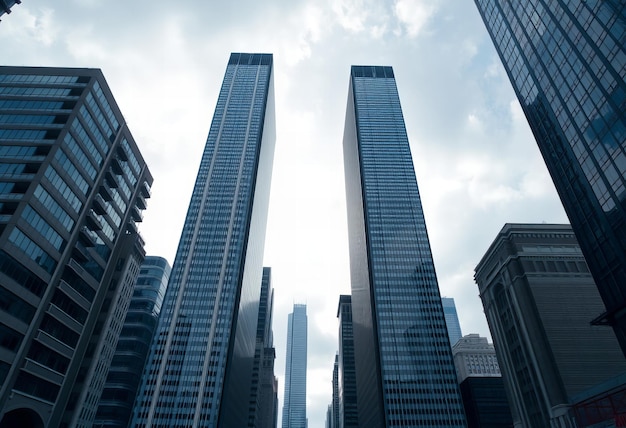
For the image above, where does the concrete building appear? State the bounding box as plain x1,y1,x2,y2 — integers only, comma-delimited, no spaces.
0,66,152,427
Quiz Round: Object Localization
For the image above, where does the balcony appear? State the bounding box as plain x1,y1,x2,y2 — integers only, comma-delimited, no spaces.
92,194,107,216
140,181,151,198
79,226,96,247
135,194,147,210
131,206,143,223
99,185,113,202
110,157,123,176
116,145,128,161
85,209,102,231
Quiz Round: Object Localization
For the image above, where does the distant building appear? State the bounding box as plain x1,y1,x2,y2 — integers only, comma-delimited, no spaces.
282,304,307,428
336,295,357,428
343,64,466,426
132,53,275,427
0,0,21,18
452,334,512,428
452,334,501,383
249,267,278,428
475,223,626,427
94,256,171,427
0,66,152,427
473,0,626,357
330,354,339,428
442,297,463,347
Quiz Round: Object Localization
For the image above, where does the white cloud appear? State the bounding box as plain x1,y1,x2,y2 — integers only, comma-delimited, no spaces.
393,0,438,38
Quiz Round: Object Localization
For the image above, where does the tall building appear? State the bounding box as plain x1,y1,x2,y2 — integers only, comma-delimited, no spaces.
330,354,340,428
452,335,512,428
336,295,357,428
475,223,626,427
452,334,501,383
473,0,626,355
248,267,278,428
0,66,152,427
282,303,307,428
132,52,275,427
342,65,467,427
95,256,171,427
442,297,463,347
0,0,21,18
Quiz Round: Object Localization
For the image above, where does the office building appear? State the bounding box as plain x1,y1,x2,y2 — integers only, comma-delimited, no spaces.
0,66,152,427
282,303,307,428
452,334,501,383
342,65,466,427
248,267,278,428
336,295,357,428
473,0,626,355
95,256,171,427
132,53,275,427
442,297,463,347
452,335,512,428
0,0,20,18
475,223,626,427
329,354,339,428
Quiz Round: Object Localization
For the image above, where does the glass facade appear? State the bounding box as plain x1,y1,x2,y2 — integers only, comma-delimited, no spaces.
248,267,277,428
337,295,358,428
132,53,275,427
343,65,467,427
95,256,171,428
442,297,463,347
0,66,152,427
473,0,626,353
282,304,307,428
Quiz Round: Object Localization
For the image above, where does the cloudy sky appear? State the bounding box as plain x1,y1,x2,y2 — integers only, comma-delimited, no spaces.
1,0,569,426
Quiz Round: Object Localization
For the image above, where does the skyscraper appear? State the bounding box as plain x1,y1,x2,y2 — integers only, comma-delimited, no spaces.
342,65,467,427
0,0,21,18
475,223,626,427
282,303,307,428
473,0,626,354
336,295,357,428
248,267,278,428
452,335,512,428
132,53,275,427
0,66,152,427
442,297,463,347
95,256,171,428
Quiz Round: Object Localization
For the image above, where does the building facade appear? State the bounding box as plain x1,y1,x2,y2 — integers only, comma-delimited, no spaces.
452,334,501,383
132,52,275,427
475,223,626,427
282,303,307,428
0,0,20,18
329,354,340,428
342,65,466,427
442,297,463,347
473,0,626,355
0,66,152,427
95,256,171,427
248,267,278,428
452,334,512,428
336,295,357,428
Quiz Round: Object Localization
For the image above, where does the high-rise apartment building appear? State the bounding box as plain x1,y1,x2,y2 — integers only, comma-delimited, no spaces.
475,223,626,427
336,295,357,428
342,65,466,427
473,0,626,354
132,52,275,427
95,256,171,427
282,303,307,428
442,297,463,347
248,267,278,428
452,335,512,428
0,66,152,427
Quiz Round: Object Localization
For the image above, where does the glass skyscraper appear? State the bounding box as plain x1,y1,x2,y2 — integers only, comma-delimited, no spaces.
337,295,357,428
442,297,463,347
343,65,467,427
473,1,626,353
282,303,307,428
132,53,275,427
95,256,171,427
0,66,152,427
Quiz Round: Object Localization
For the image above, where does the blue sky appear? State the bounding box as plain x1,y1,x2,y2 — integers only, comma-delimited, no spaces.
0,0,569,426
